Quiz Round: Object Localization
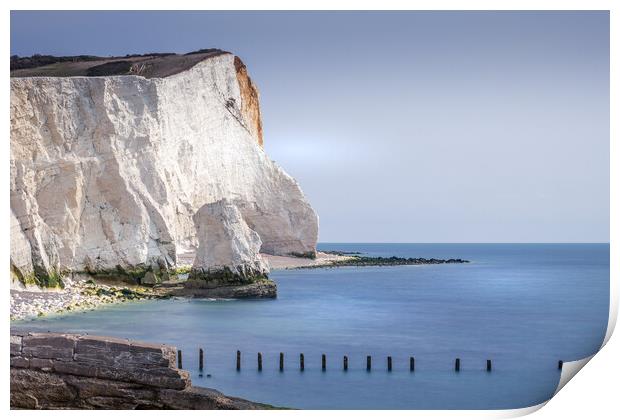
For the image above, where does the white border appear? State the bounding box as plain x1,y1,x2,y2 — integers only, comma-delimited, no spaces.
3,1,617,418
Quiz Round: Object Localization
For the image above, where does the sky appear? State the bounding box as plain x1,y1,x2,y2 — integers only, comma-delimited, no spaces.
10,11,610,243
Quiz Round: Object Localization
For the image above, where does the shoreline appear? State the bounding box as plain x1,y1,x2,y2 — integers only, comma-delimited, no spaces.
264,251,469,270
11,251,468,321
10,278,163,321
9,252,353,320
262,251,356,269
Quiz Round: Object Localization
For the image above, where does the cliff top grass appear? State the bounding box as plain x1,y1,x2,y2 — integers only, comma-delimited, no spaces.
10,48,229,79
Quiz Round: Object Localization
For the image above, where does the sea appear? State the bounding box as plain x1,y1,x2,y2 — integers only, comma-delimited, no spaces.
11,243,610,409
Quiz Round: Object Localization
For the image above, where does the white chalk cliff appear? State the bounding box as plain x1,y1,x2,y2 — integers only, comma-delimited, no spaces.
10,52,318,287
190,199,269,285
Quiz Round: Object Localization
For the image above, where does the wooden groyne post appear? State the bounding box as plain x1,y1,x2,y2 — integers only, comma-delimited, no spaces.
193,351,508,373
177,349,183,369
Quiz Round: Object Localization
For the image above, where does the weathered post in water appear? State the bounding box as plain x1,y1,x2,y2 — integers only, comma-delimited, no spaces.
279,352,284,371
367,355,372,371
455,358,460,372
410,356,415,372
236,350,241,371
322,354,326,371
486,359,492,372
177,350,183,369
387,356,392,371
257,352,263,371
300,353,305,371
199,348,204,372
343,355,348,371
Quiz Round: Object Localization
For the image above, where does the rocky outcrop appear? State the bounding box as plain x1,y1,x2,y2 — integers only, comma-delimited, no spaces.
189,200,269,285
180,199,276,298
10,331,270,409
10,51,319,289
172,278,277,299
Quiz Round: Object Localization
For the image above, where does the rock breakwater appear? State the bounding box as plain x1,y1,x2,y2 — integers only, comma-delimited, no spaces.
326,255,470,267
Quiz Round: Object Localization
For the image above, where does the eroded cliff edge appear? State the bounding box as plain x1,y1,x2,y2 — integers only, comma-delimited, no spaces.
10,51,319,293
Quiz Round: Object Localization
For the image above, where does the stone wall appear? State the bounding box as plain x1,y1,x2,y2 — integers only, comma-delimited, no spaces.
10,331,268,409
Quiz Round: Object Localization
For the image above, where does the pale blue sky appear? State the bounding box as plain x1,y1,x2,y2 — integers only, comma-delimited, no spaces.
11,11,610,242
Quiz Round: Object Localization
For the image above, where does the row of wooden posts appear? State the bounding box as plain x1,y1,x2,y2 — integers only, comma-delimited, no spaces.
178,349,564,372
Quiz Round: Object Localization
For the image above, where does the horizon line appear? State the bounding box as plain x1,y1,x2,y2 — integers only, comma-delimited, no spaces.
316,241,611,244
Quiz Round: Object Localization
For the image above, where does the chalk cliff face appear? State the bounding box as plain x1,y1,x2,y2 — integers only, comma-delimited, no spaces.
189,199,269,286
10,52,318,287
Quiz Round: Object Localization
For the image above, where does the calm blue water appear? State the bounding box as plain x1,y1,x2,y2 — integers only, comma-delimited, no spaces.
12,243,609,409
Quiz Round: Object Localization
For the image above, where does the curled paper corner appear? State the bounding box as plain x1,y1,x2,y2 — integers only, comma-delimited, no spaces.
602,291,618,348
488,355,595,419
553,355,595,396
500,297,616,418
493,354,599,418
602,247,618,348
493,401,548,419
374,403,548,419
